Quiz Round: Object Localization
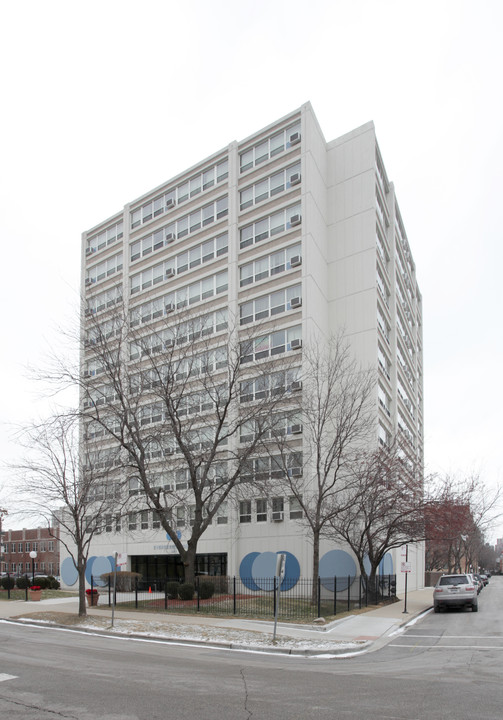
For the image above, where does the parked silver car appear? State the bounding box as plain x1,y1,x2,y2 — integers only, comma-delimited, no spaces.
433,573,478,612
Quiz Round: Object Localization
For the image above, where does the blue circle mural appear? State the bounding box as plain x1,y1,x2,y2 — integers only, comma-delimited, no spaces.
85,556,97,585
252,552,278,590
277,550,301,591
91,555,114,586
363,552,394,577
61,556,78,587
379,552,393,575
239,552,261,591
319,550,356,591
239,550,301,590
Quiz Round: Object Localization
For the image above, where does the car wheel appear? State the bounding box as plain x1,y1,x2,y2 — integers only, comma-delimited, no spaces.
472,603,478,612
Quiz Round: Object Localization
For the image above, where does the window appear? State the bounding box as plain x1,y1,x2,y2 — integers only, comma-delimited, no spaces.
152,511,161,529
289,496,303,519
25,542,30,552
141,511,149,530
86,252,123,286
129,159,228,229
239,122,301,172
176,507,185,527
216,502,228,525
18,543,23,552
240,326,301,364
39,542,45,552
240,163,301,209
48,541,54,552
239,244,301,287
40,562,45,572
256,499,267,522
239,285,301,325
86,220,123,255
239,500,252,523
240,204,301,249
272,497,284,521
128,513,137,531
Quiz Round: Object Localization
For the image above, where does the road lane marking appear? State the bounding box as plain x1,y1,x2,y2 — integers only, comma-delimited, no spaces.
0,674,18,682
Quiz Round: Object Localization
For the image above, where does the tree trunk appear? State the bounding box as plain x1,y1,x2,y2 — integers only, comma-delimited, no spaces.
183,542,197,585
311,529,320,606
78,554,87,617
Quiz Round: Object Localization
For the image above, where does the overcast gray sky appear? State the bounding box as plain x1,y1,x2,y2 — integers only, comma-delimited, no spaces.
1,0,502,540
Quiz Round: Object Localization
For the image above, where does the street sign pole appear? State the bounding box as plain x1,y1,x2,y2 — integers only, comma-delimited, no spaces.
273,554,286,642
111,552,118,628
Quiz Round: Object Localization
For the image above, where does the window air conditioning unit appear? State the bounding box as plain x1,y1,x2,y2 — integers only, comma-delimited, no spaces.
290,424,303,435
85,247,91,255
165,268,175,278
85,278,92,286
291,380,302,392
290,296,302,309
290,338,302,350
272,511,284,522
289,132,301,145
164,447,174,456
165,302,175,313
289,214,301,226
165,232,176,243
166,198,176,209
289,467,303,478
164,338,174,348
290,255,302,267
289,172,301,185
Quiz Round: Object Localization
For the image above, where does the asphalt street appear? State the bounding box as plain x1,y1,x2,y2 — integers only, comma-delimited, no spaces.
1,579,502,719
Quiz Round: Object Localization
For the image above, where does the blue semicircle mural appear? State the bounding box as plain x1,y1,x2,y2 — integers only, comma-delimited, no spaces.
319,550,356,591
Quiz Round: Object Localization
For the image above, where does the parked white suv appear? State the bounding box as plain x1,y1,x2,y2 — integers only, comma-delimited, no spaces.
433,574,478,613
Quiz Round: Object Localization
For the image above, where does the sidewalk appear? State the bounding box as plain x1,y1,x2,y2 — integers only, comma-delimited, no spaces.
0,588,433,656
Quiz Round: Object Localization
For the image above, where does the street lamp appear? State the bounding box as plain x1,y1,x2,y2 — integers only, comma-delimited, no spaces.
29,550,38,585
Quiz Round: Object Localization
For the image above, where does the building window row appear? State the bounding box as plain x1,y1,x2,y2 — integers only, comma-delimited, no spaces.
240,243,301,287
239,496,302,523
131,260,228,304
86,252,123,286
240,203,301,249
86,221,124,256
85,285,122,315
240,326,302,364
131,229,228,271
240,367,301,403
240,452,303,484
240,162,301,210
240,284,302,325
131,159,229,230
240,122,301,173
239,410,302,443
129,316,228,364
131,195,228,256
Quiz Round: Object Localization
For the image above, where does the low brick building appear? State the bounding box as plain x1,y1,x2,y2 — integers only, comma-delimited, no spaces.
1,527,59,577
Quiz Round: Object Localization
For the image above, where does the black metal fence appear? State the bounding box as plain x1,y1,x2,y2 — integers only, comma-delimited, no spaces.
91,574,396,622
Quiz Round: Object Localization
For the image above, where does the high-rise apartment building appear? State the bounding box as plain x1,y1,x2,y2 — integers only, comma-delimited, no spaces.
62,103,423,590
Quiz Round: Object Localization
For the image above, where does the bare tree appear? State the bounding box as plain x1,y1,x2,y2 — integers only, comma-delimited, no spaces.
12,413,119,615
54,299,296,583
324,434,425,594
265,332,375,603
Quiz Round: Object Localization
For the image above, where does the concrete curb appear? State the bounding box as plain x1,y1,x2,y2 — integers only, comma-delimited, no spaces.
2,617,370,657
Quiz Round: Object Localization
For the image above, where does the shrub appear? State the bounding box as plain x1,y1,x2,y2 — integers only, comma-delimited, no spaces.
34,576,50,589
16,576,30,589
100,571,142,591
198,580,215,600
47,576,60,589
1,576,15,590
178,582,194,601
166,581,180,599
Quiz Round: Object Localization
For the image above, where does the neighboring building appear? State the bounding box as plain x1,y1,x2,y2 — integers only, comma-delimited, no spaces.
1,527,60,577
66,102,424,591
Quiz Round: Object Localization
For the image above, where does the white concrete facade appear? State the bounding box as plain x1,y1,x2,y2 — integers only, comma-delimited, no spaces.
65,103,424,593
